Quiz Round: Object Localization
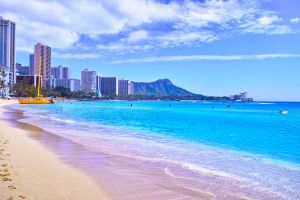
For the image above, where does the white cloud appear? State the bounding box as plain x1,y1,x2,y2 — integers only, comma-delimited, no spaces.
157,31,217,47
176,0,249,29
127,30,149,43
2,11,79,52
96,43,152,53
290,18,300,23
111,53,300,64
52,52,101,59
0,0,297,54
257,16,281,25
239,14,292,35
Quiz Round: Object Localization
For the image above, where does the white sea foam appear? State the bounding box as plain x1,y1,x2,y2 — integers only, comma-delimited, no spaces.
180,162,245,180
49,117,75,124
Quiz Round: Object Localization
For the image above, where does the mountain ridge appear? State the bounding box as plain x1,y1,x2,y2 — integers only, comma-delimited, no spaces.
132,79,199,96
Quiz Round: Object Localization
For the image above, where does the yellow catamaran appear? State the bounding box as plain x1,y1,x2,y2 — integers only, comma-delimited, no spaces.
18,58,54,104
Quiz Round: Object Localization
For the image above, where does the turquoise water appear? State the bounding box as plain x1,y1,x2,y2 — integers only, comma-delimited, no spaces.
13,100,300,199
18,101,300,164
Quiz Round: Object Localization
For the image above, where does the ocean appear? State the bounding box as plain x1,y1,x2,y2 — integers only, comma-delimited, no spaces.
11,101,300,199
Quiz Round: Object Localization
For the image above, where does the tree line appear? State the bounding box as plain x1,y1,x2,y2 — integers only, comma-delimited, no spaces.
8,77,232,101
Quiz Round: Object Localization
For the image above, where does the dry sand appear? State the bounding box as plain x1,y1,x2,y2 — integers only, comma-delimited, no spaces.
0,99,110,200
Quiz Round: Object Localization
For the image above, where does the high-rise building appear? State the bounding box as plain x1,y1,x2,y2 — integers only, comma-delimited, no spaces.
55,78,80,92
81,68,96,93
101,77,118,96
51,65,70,80
55,78,68,88
128,81,133,95
16,63,29,75
34,43,51,88
51,65,63,79
29,54,34,75
62,66,70,79
118,79,129,96
0,16,16,85
68,78,80,92
46,75,56,89
95,73,101,97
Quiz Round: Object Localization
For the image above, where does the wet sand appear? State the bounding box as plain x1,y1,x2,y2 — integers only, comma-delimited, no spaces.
3,106,216,200
1,100,292,200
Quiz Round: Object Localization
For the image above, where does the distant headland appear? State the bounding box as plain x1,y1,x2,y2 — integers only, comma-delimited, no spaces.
31,78,253,101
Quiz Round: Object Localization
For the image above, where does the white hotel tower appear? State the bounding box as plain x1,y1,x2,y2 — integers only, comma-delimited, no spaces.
0,16,16,85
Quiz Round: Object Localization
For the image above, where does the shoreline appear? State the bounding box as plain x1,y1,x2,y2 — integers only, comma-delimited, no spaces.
1,100,298,199
0,100,110,200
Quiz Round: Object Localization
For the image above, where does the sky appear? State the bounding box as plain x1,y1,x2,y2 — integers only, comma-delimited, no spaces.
1,0,300,101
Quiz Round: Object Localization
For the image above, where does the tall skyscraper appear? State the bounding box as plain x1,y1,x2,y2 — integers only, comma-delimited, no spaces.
0,16,16,85
34,43,51,88
46,75,56,89
101,77,118,96
51,65,63,79
68,78,80,92
118,79,129,96
55,77,80,92
55,78,68,88
128,81,133,95
51,65,70,80
95,73,101,96
81,68,96,93
29,54,34,75
62,66,70,79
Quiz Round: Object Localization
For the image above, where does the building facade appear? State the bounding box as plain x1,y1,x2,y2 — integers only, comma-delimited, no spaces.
51,65,63,79
34,43,51,88
29,54,34,75
46,75,56,89
240,92,248,101
0,16,16,85
81,69,96,93
51,65,70,80
55,78,68,89
16,63,29,76
68,78,80,92
62,66,70,79
118,79,129,96
55,78,80,92
95,73,101,96
16,75,41,88
230,92,250,101
128,81,133,95
101,77,118,96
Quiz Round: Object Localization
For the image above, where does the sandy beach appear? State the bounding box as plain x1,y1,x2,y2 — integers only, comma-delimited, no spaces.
0,99,110,200
1,100,298,200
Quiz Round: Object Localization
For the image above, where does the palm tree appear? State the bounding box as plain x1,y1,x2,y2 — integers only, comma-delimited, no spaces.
0,80,4,97
0,65,8,98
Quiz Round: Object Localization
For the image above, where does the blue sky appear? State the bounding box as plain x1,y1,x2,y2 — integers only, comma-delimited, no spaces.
1,0,300,101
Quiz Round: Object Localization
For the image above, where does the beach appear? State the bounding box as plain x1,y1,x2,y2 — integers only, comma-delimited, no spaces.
0,100,299,200
0,100,110,200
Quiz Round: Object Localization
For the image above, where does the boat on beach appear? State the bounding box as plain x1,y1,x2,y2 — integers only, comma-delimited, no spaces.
18,97,54,104
18,57,54,104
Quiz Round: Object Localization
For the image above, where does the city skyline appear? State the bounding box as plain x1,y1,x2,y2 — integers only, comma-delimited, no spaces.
1,0,300,101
